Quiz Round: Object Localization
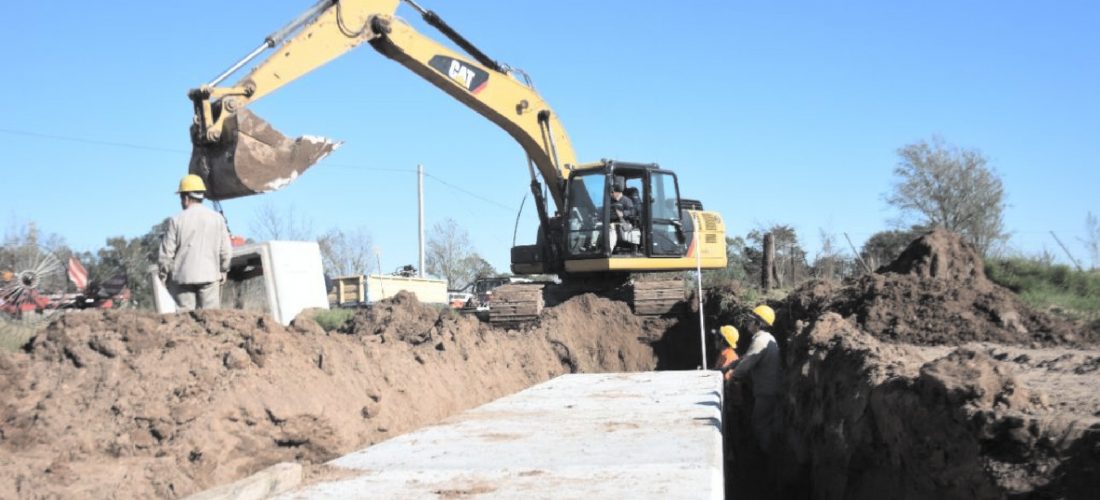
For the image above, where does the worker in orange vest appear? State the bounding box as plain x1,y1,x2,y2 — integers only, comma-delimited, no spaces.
715,325,743,405
715,324,740,378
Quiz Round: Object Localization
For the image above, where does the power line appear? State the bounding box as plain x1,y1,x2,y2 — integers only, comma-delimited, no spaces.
0,125,516,210
423,172,516,211
0,127,188,154
324,162,416,173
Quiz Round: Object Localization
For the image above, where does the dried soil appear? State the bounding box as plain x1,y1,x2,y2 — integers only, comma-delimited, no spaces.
782,229,1088,347
754,230,1100,499
0,292,693,498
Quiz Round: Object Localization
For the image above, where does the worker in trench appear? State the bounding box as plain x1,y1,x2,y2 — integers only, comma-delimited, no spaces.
714,325,746,463
158,175,232,311
715,324,742,401
720,305,782,456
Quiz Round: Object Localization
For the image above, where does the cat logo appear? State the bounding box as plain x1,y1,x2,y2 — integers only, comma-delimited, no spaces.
428,55,490,94
448,60,476,90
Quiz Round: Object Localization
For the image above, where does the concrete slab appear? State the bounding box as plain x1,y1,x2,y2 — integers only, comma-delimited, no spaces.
278,371,724,499
186,462,302,500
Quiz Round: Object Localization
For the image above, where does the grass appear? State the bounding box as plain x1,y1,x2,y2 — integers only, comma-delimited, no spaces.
986,257,1100,321
0,329,34,351
311,308,357,332
0,316,51,351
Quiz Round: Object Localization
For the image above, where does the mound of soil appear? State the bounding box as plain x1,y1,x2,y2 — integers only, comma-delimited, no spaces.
784,229,1086,346
778,313,1100,499
0,291,694,498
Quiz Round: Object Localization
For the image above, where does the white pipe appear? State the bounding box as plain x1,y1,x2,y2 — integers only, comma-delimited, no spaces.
696,229,706,369
418,164,425,278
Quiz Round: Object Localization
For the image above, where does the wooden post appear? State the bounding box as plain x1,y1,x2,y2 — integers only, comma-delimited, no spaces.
762,233,775,290
845,232,873,274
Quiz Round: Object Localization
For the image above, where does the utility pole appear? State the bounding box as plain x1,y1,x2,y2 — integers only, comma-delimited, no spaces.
1050,231,1084,272
418,164,425,278
844,232,873,274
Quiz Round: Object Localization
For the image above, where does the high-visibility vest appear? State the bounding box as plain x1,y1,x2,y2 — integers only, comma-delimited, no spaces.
717,348,738,381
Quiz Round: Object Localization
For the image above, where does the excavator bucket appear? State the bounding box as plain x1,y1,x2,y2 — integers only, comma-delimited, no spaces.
189,108,341,200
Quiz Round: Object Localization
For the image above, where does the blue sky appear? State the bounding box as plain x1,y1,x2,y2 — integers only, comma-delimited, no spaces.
2,0,1097,273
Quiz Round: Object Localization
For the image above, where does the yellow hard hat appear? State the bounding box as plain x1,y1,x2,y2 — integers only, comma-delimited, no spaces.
719,325,739,348
177,174,207,193
752,305,776,327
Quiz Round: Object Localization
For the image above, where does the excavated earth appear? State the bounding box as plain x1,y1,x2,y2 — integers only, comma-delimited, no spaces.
3,229,1097,499
0,292,697,499
757,230,1100,500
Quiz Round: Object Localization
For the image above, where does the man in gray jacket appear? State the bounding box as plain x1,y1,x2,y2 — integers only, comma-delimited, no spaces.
723,304,782,454
158,175,232,311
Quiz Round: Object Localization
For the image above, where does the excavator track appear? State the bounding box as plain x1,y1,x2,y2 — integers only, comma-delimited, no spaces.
487,278,684,325
630,280,687,316
488,283,546,324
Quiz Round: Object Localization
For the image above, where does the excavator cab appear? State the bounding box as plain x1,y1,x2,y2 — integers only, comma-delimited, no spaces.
563,162,689,261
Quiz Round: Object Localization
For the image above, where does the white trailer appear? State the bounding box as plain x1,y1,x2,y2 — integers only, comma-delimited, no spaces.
330,274,448,306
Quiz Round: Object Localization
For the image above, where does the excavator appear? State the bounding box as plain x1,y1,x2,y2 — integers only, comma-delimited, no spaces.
187,0,727,322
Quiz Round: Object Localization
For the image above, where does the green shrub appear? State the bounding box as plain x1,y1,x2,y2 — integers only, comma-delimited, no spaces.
986,257,1100,320
0,319,46,352
311,308,357,332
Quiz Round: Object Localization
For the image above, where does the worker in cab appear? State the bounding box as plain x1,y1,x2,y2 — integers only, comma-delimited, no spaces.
608,177,639,253
721,305,782,455
158,175,232,311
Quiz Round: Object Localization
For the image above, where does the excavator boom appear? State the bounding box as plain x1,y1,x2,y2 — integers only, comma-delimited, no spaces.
188,0,729,323
189,0,573,203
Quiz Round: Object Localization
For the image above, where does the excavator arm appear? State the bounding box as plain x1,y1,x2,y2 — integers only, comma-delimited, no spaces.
189,0,575,207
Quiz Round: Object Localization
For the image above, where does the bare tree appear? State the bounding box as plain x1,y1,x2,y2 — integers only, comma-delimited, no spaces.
426,219,490,290
812,229,844,281
887,136,1007,255
317,227,374,277
249,202,313,241
1085,212,1100,270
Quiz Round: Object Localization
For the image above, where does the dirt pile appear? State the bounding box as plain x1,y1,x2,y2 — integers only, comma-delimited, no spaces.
758,230,1100,499
0,291,693,498
779,314,1100,499
783,229,1086,346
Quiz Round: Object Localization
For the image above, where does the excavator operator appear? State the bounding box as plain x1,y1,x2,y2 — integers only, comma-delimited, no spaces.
609,177,639,253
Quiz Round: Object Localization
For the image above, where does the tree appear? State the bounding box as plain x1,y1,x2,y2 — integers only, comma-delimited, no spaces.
812,229,855,281
746,225,809,287
250,202,313,241
886,136,1007,255
317,227,374,277
426,219,489,290
703,235,751,288
462,253,497,283
860,227,924,270
1086,212,1100,270
90,220,169,309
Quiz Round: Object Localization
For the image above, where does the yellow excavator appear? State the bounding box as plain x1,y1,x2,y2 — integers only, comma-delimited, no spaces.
188,0,726,322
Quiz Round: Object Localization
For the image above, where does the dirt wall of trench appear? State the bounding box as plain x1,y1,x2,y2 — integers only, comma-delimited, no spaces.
0,292,696,499
746,230,1100,500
